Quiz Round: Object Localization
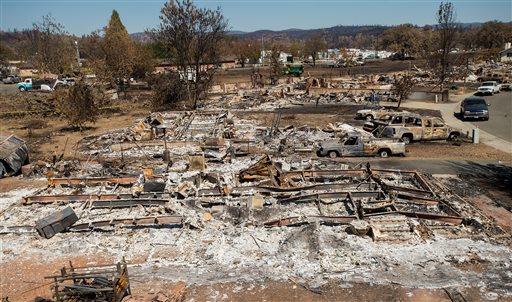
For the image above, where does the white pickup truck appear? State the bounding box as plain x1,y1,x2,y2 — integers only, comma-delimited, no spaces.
477,81,501,95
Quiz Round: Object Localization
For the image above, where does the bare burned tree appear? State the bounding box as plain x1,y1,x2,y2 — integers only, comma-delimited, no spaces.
391,74,415,109
153,0,228,109
268,43,283,85
30,14,75,74
435,2,458,94
304,36,326,66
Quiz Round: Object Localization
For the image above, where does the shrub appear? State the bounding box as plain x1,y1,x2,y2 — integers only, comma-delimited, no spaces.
54,81,99,130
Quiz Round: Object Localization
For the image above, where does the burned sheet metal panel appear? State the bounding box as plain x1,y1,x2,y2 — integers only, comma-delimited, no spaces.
0,133,29,177
35,207,79,239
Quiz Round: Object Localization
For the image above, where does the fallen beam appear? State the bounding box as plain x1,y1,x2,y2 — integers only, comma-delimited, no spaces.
69,215,183,231
365,211,463,225
91,199,170,209
24,193,169,205
264,215,355,227
278,191,384,204
47,176,139,186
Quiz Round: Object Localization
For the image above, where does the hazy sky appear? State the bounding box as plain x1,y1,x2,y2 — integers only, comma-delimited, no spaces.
1,0,511,35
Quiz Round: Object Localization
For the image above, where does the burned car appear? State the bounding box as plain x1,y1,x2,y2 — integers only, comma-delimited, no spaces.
316,132,405,158
355,106,408,121
0,134,29,178
375,116,460,144
363,112,422,133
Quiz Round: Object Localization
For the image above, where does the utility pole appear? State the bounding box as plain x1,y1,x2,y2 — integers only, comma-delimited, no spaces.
375,35,379,58
74,41,81,68
261,35,264,65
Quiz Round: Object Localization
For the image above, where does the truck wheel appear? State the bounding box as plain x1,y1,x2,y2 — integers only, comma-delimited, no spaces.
19,86,25,92
379,149,389,158
401,135,412,144
448,133,459,141
365,115,374,121
328,151,338,158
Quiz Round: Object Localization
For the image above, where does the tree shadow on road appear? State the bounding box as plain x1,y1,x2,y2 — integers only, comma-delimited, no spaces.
444,160,511,209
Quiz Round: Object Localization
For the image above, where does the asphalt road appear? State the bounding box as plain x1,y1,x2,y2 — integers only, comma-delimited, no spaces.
0,82,19,95
466,91,512,143
367,158,511,175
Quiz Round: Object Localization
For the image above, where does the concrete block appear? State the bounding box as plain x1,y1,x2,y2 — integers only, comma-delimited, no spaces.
248,194,264,210
35,207,78,239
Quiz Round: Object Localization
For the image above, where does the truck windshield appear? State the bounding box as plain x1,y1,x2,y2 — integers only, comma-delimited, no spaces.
465,99,485,106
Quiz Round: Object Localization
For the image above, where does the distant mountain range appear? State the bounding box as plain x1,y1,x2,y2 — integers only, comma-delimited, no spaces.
0,22,486,45
129,22,486,45
129,25,392,45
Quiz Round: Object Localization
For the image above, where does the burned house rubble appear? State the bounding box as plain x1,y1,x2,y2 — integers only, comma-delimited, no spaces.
1,106,511,301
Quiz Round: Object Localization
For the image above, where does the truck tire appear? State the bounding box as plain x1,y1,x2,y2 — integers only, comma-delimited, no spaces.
448,132,459,141
379,149,390,158
401,134,412,144
328,151,338,158
19,86,25,92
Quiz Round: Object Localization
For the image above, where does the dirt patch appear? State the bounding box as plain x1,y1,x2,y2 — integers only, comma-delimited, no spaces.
406,142,511,162
212,60,418,85
0,256,110,302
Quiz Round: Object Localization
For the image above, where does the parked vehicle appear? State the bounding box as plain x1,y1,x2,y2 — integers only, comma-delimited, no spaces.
500,82,511,91
2,74,20,84
363,112,422,133
327,59,346,68
316,132,405,158
376,116,460,144
355,106,407,121
364,91,398,103
284,64,304,77
460,97,489,121
17,78,67,92
476,81,501,95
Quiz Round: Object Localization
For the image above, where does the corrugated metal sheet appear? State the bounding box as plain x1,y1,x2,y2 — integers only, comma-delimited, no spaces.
0,134,29,174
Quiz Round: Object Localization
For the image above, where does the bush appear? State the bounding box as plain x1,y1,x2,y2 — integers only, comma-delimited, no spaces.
54,81,100,130
151,73,190,110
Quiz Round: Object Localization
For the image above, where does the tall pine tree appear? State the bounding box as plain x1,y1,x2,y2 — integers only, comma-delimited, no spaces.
100,10,135,87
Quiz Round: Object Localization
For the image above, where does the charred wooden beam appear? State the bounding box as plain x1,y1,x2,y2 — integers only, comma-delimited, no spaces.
47,176,139,186
23,193,168,205
91,199,169,209
278,191,384,204
365,211,462,225
69,215,183,231
264,215,355,227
